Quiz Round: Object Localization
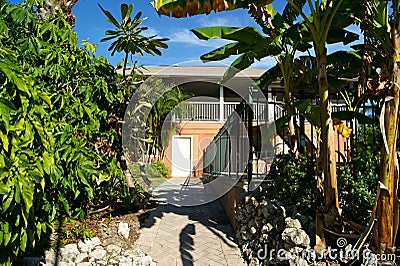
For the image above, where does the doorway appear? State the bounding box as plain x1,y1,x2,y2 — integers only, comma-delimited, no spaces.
171,136,192,177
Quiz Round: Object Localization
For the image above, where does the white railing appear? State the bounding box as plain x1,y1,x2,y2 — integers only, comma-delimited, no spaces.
171,100,351,122
173,102,220,121
172,101,271,122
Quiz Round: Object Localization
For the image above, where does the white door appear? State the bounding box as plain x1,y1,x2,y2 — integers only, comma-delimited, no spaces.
172,136,192,177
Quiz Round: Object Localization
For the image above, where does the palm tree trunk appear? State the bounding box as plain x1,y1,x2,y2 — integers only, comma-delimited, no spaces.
375,27,400,252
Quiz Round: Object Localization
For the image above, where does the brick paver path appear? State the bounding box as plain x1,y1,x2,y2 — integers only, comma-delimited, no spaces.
134,176,246,266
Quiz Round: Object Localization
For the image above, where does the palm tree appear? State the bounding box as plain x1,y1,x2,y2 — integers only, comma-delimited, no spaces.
99,3,169,81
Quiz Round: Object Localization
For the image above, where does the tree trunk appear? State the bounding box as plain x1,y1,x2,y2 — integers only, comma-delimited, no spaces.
375,27,400,253
282,58,298,155
317,48,339,210
37,0,79,26
315,47,340,252
285,91,298,155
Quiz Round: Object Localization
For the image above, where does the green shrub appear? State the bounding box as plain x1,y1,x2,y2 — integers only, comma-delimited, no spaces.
338,124,380,225
151,161,171,178
0,2,135,263
270,124,380,225
270,153,316,216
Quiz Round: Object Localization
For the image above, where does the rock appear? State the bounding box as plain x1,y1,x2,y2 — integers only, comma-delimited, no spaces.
118,263,132,266
106,244,122,255
289,256,309,266
261,223,273,233
250,227,257,235
122,249,145,258
285,217,302,229
281,228,310,248
76,263,91,266
89,248,107,260
57,262,75,266
118,222,130,239
115,255,132,263
78,237,101,253
45,249,57,265
133,255,153,265
241,230,252,241
75,252,88,264
60,244,80,263
245,196,252,203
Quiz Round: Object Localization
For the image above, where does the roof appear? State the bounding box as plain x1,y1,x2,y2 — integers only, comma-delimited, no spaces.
127,65,266,80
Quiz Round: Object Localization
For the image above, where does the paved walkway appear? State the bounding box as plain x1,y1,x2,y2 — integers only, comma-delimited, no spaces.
134,176,246,266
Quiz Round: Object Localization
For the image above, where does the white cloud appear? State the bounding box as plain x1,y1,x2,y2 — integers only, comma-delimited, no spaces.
197,13,249,27
142,27,160,37
168,28,231,48
199,16,232,27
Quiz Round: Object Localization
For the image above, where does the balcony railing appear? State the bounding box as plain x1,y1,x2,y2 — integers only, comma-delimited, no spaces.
172,101,272,122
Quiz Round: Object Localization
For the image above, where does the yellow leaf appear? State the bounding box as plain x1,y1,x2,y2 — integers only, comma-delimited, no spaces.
0,131,9,152
335,123,352,139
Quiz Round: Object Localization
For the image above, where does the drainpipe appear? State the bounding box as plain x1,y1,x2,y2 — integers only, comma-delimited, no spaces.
219,85,224,122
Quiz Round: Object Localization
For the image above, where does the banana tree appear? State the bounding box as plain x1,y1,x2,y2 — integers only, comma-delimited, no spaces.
153,0,359,247
151,0,273,17
191,2,315,155
352,0,400,253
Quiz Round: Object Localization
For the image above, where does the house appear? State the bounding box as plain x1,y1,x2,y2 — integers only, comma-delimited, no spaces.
137,65,362,181
140,65,275,178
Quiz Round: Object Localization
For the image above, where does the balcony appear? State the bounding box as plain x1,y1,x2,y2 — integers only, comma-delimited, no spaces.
172,101,277,122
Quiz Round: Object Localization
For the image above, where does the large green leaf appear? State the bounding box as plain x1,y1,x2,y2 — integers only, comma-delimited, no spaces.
98,4,120,28
255,63,281,89
222,51,255,82
332,111,376,124
326,28,359,45
327,50,362,78
294,99,321,127
151,0,273,18
201,42,251,61
192,26,267,43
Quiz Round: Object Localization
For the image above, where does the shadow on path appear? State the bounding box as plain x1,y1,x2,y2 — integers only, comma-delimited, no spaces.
135,176,245,265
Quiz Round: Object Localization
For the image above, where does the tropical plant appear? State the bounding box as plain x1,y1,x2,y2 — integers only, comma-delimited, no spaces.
0,1,136,263
151,0,364,249
270,153,316,216
338,124,381,225
151,0,273,17
352,0,400,252
99,3,169,80
147,82,193,160
34,0,79,26
151,161,171,178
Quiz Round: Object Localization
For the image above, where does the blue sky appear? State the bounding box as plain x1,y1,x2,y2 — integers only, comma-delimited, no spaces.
8,1,359,69
73,0,273,68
